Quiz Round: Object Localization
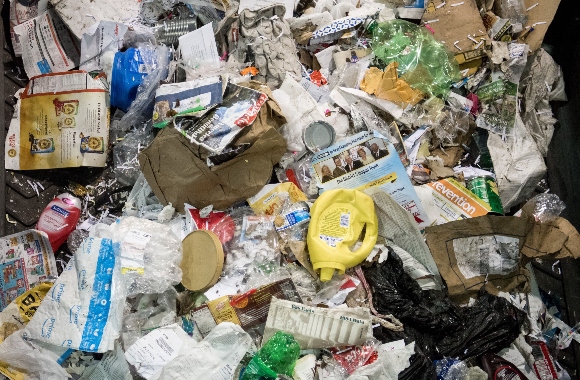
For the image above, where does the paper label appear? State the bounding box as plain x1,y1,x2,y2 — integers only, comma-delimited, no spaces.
121,230,151,274
275,207,310,231
453,235,520,279
422,178,491,224
125,328,183,379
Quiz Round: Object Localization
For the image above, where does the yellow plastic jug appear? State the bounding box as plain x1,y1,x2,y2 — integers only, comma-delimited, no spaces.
307,189,378,282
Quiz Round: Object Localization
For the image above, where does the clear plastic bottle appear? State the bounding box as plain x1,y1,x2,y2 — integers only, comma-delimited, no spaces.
36,193,81,252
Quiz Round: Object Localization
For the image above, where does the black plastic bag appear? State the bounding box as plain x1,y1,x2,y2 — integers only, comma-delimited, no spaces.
363,248,526,361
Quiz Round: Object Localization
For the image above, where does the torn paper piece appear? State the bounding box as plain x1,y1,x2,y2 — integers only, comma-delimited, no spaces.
179,23,220,66
49,0,140,39
360,64,424,108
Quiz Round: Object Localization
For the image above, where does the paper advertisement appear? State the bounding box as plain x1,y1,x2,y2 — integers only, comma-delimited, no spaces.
174,83,268,153
153,77,223,128
24,237,122,353
311,131,430,228
419,178,491,225
263,297,372,349
5,71,110,170
0,231,57,312
9,0,48,57
248,182,308,216
13,9,80,78
191,278,301,337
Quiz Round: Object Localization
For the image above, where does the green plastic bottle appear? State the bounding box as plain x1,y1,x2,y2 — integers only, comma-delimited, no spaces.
241,332,301,380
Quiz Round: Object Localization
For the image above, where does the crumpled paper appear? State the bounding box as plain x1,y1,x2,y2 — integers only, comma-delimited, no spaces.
360,63,423,108
488,113,546,211
520,48,567,156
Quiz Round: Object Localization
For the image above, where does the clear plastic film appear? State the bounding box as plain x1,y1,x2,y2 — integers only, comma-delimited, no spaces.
434,358,469,380
112,216,183,297
220,207,287,292
323,338,381,379
371,20,461,98
122,288,179,349
523,193,566,223
113,124,154,186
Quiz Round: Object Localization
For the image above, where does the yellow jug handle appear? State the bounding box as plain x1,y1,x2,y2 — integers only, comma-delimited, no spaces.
350,213,379,259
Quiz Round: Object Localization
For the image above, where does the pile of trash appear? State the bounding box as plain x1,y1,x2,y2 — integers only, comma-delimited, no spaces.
1,0,577,378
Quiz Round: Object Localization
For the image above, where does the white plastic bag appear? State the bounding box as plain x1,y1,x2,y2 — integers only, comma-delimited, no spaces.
23,237,124,352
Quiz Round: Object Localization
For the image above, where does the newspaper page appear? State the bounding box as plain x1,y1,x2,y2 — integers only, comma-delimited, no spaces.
311,131,430,228
0,230,57,311
174,83,268,153
9,0,48,57
452,235,520,279
263,297,372,349
13,9,80,78
5,71,109,170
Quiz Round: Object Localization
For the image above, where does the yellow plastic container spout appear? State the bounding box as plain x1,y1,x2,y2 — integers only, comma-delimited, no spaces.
307,189,378,282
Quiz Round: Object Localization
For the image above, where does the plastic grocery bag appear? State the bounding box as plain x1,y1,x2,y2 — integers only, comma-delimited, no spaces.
23,237,125,352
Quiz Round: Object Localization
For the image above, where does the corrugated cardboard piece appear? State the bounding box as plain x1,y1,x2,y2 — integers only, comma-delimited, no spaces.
422,0,489,54
520,0,561,51
139,82,287,212
425,215,580,302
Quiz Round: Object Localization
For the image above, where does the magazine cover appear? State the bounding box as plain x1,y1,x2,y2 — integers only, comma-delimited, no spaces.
175,83,268,153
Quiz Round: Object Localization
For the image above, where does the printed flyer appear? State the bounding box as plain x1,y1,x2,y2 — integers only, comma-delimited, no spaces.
5,71,109,170
311,131,430,228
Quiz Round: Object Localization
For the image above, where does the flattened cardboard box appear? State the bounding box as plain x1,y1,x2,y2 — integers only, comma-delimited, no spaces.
425,215,580,303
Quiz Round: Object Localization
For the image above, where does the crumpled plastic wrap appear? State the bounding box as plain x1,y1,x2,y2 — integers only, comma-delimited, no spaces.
435,358,468,380
122,288,179,349
523,193,566,223
113,126,155,186
371,20,460,98
241,331,301,380
112,216,183,297
219,208,288,292
520,48,567,156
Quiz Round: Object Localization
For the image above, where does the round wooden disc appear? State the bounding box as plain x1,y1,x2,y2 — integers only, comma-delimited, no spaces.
180,230,224,291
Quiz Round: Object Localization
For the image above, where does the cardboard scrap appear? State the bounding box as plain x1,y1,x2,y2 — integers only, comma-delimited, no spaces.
425,215,580,302
422,0,489,54
360,63,423,108
520,0,560,52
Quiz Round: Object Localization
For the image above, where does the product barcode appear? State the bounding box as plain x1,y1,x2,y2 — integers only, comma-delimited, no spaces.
340,213,350,228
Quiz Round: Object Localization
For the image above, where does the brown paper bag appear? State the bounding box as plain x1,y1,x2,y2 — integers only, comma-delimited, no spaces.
139,82,287,212
425,215,580,302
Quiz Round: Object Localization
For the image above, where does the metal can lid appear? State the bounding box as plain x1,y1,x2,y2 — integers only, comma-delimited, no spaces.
304,121,336,152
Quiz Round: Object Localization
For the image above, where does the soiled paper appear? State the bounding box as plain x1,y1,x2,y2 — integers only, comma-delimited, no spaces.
360,64,423,108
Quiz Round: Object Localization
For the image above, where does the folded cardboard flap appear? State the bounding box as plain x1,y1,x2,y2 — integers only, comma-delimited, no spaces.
523,217,580,259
